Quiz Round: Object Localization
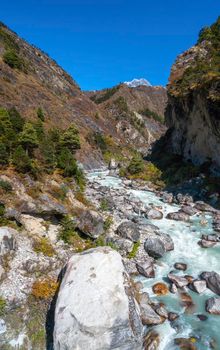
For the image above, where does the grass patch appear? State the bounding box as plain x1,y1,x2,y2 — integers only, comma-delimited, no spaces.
33,237,55,257
0,296,6,316
31,278,59,300
0,179,12,192
127,241,140,259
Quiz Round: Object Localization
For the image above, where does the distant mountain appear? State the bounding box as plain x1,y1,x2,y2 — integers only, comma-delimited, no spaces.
124,78,152,88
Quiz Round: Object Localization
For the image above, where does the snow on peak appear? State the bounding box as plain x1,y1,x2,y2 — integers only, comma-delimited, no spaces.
124,78,152,88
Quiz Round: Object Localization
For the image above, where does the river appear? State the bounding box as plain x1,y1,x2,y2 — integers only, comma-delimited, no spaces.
88,171,220,350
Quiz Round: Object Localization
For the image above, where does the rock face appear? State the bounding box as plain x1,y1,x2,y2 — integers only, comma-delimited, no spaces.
54,247,143,350
0,227,17,256
165,17,220,169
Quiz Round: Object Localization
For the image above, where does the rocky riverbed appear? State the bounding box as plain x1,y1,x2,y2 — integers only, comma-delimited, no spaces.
85,170,220,350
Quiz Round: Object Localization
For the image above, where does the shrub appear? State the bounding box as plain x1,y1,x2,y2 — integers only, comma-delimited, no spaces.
100,198,110,211
33,237,55,257
3,49,26,71
127,241,140,259
0,296,6,316
75,190,89,205
103,216,113,231
31,278,59,300
59,216,77,244
37,107,45,122
127,155,145,175
90,85,120,104
0,179,12,192
139,108,164,124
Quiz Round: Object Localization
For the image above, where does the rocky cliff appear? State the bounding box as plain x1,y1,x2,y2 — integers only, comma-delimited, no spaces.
165,17,220,170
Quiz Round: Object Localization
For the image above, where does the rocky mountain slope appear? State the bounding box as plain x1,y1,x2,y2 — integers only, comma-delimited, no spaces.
0,23,166,169
87,83,167,155
165,17,220,171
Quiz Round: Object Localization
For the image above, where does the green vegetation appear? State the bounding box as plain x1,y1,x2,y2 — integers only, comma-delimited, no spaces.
37,107,45,122
90,85,120,104
0,106,84,186
0,296,6,316
139,108,164,124
3,49,27,71
59,216,78,244
0,24,19,51
119,154,163,187
103,216,113,231
127,241,140,259
100,198,110,211
171,16,220,96
33,237,55,257
0,179,12,192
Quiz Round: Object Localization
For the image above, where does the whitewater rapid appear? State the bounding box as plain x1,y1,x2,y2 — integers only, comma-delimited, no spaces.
88,171,220,350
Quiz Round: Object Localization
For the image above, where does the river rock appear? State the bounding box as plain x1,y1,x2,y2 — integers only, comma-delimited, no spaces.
140,302,164,326
206,297,220,315
176,194,193,205
108,237,133,255
181,205,198,216
174,263,187,271
168,312,179,321
108,158,118,170
199,240,217,248
145,208,163,220
143,330,160,350
158,233,174,251
136,259,155,278
202,234,220,242
0,227,17,256
152,283,169,296
77,209,104,238
117,221,140,242
191,279,207,294
200,271,220,295
167,273,189,288
154,305,168,319
161,192,173,203
170,283,178,294
174,338,197,350
144,237,165,258
166,211,190,222
54,247,143,350
195,201,217,213
197,314,208,321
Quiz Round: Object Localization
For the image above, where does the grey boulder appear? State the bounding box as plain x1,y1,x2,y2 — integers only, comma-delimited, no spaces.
200,271,220,295
144,237,165,258
0,227,17,256
54,247,143,350
117,221,140,242
206,297,220,315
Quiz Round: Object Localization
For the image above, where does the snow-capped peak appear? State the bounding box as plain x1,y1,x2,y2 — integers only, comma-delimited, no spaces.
124,78,152,88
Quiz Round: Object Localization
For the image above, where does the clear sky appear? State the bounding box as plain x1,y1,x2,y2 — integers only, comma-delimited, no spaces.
1,0,219,90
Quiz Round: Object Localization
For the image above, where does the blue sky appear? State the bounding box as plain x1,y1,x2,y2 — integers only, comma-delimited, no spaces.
1,0,219,90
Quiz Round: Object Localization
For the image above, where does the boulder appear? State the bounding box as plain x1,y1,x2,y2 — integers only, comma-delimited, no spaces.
176,194,193,205
140,303,164,326
158,233,174,251
167,273,189,288
200,271,220,295
136,259,155,278
168,312,179,321
206,297,220,315
195,201,216,213
144,237,165,258
170,283,178,294
143,330,160,350
117,221,140,242
197,314,208,321
181,205,198,216
0,227,17,256
191,280,207,294
166,211,190,222
145,208,163,220
54,247,143,350
108,237,133,255
161,192,173,203
174,263,187,271
199,240,217,248
108,158,118,170
152,283,169,296
154,305,168,319
77,209,104,238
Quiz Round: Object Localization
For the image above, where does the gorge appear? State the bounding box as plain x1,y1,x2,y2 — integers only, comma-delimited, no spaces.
0,14,220,350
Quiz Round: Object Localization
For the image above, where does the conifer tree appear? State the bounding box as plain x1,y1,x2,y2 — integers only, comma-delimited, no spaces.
19,122,38,156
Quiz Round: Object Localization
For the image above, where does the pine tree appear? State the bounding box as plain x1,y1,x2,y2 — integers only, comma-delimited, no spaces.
12,145,32,173
19,122,38,156
0,143,9,165
37,107,45,122
57,148,78,177
8,107,24,133
60,124,81,153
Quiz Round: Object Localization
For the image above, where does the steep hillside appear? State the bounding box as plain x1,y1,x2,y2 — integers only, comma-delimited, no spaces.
87,83,167,155
165,17,220,170
0,23,167,169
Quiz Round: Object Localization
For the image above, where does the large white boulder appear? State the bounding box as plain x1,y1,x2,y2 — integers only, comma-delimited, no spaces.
53,247,143,350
